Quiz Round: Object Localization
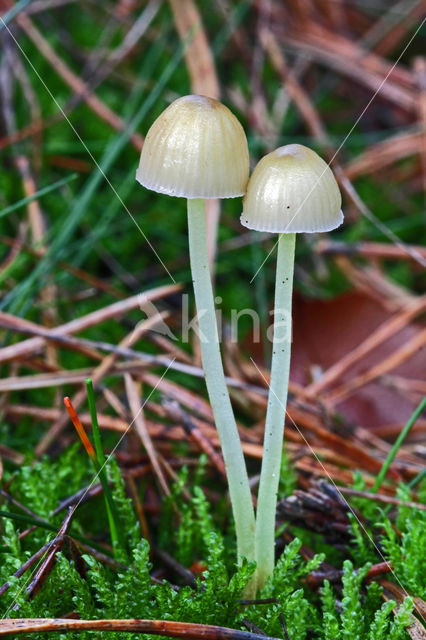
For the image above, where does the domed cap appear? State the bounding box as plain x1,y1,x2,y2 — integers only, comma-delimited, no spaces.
241,144,343,233
136,95,249,199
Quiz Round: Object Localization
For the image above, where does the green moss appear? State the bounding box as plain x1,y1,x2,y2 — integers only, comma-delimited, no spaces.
1,455,420,639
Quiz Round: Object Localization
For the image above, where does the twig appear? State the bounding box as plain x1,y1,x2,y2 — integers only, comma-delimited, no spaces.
261,27,426,267
0,322,270,398
315,240,426,262
337,486,426,511
414,56,426,199
279,613,291,640
306,295,426,396
0,538,57,598
0,283,181,364
343,130,423,180
36,312,169,455
15,12,144,149
152,545,197,587
325,330,426,405
25,507,75,601
124,374,170,496
0,618,282,639
362,0,425,54
282,28,416,111
161,397,227,477
0,234,124,298
308,560,393,588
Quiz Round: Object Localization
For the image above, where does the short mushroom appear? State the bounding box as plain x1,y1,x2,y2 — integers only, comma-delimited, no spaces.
137,95,255,568
240,143,343,588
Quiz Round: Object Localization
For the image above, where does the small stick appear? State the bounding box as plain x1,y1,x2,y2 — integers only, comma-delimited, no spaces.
315,239,426,262
37,312,170,455
0,317,268,397
308,561,393,588
306,295,426,396
0,283,180,364
0,538,58,598
25,508,75,601
0,489,41,520
125,473,150,543
162,397,226,477
124,374,170,496
0,617,282,639
16,13,144,150
152,545,196,587
337,487,426,511
279,614,291,640
241,620,268,637
67,537,128,573
238,598,280,606
326,330,426,405
53,483,103,515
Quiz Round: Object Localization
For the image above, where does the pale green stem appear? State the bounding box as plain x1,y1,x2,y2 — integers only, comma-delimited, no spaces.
187,198,256,566
255,232,296,589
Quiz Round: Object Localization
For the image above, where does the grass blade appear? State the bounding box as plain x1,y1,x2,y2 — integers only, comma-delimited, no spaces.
64,395,122,554
372,397,426,492
0,174,78,220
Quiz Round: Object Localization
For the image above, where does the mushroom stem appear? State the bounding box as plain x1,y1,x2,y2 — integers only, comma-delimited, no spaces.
187,198,256,568
255,232,296,588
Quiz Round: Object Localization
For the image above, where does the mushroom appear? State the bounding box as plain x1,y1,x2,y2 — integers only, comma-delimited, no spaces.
136,95,255,567
241,143,343,587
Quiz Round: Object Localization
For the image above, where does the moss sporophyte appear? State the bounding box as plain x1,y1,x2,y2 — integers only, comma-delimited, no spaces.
136,97,343,593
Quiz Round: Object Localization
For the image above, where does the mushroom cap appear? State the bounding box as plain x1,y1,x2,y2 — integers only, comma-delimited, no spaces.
136,95,249,199
241,144,343,233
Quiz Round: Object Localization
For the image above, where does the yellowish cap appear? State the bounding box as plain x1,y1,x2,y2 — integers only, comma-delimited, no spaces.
241,144,343,233
136,95,249,199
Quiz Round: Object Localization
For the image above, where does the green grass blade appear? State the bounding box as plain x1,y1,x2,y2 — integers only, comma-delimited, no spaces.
0,510,57,533
2,36,185,315
85,378,123,554
0,174,78,220
0,510,114,554
86,378,107,467
408,467,426,489
372,397,426,492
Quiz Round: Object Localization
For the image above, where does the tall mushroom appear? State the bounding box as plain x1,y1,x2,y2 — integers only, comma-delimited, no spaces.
241,143,343,588
136,95,256,567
